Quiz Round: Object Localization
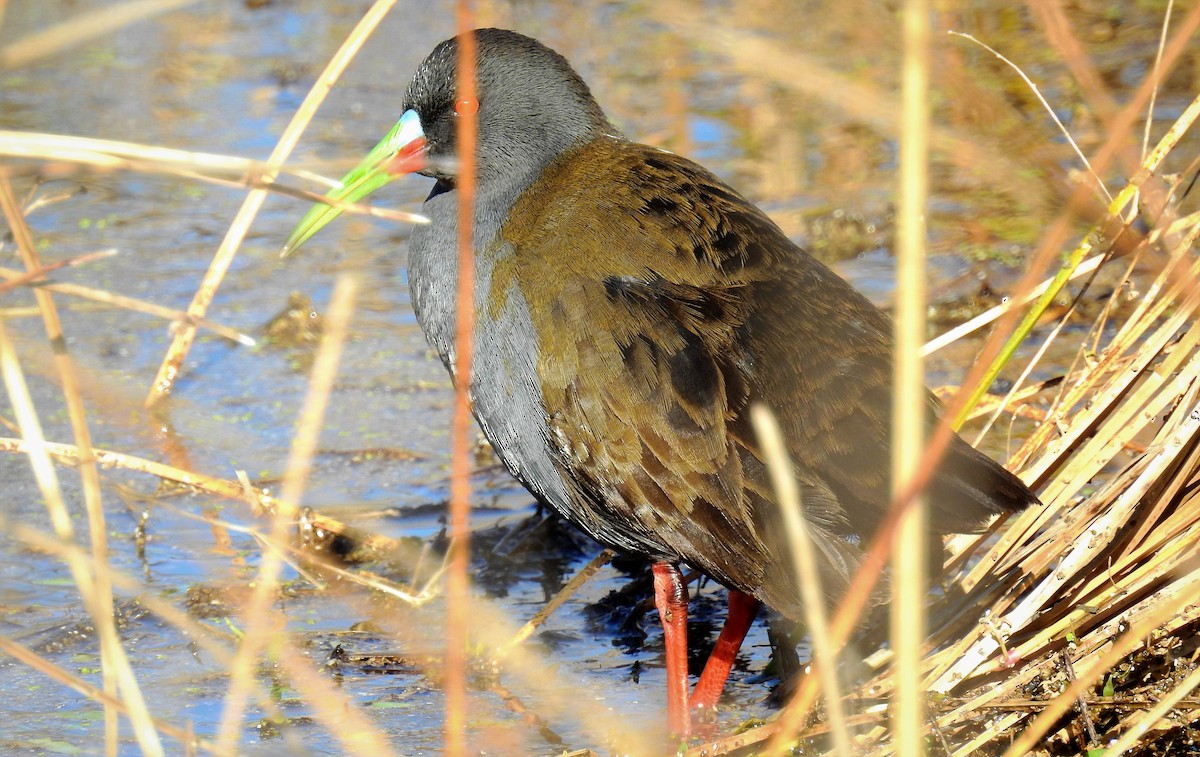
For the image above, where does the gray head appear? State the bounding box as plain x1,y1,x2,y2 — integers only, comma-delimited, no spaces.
402,29,619,187
281,30,618,255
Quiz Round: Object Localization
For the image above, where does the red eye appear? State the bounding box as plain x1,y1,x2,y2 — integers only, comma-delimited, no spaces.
454,97,478,116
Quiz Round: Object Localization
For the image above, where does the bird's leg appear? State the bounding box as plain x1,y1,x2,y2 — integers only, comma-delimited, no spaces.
689,591,760,720
651,561,690,737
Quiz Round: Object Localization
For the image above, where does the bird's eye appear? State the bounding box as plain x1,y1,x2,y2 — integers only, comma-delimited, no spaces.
454,97,479,116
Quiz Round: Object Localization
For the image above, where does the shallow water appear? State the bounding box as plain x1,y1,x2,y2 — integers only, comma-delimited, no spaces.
0,1,1196,754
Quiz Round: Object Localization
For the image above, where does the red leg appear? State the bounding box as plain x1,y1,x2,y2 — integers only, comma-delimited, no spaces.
689,590,760,717
651,562,690,738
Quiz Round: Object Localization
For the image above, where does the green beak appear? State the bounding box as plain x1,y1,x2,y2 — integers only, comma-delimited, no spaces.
282,109,427,256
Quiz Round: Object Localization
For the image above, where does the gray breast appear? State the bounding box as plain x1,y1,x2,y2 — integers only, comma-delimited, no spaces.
407,187,576,517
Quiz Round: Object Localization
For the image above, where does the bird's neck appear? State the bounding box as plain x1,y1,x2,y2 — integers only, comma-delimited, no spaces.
406,173,533,377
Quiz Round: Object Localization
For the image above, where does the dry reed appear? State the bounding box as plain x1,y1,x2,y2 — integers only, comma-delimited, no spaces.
445,8,480,756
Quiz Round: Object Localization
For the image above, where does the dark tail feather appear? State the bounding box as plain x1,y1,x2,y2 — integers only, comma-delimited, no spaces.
929,434,1040,533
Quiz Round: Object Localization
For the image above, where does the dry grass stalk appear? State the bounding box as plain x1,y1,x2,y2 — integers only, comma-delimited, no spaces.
921,252,1105,357
2,506,417,748
752,404,852,755
0,263,255,343
1105,662,1200,754
0,265,255,344
968,245,1200,595
1140,0,1177,160
0,635,221,754
0,129,289,182
216,274,362,751
947,30,1110,203
841,118,1200,757
0,131,426,226
0,435,409,557
142,0,404,407
0,320,164,755
0,172,129,756
153,493,441,601
441,14,482,757
949,7,1200,428
891,1,931,754
729,8,1200,753
497,548,614,657
942,98,1200,602
0,514,291,752
277,637,400,757
0,248,117,295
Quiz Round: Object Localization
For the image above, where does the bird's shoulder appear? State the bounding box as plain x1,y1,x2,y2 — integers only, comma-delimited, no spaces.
501,137,787,285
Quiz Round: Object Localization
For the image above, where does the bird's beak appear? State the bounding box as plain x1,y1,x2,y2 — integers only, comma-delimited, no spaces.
281,109,427,256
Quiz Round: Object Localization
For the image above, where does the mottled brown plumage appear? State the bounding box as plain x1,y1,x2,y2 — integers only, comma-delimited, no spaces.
491,137,1034,617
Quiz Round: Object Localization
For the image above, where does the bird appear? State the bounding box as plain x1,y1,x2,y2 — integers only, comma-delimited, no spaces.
284,28,1040,737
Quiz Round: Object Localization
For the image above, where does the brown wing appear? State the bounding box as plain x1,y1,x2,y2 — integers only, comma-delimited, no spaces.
492,139,869,611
